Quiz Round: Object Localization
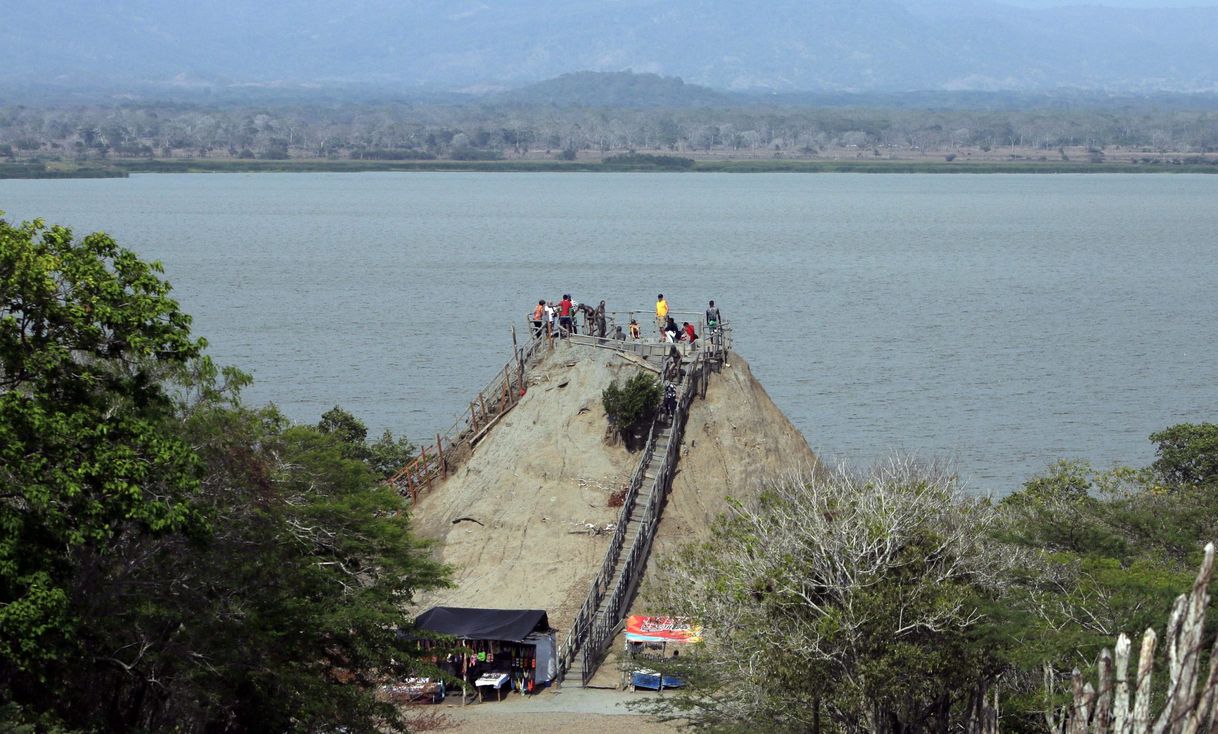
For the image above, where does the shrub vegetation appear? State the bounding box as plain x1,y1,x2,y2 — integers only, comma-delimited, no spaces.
602,372,662,441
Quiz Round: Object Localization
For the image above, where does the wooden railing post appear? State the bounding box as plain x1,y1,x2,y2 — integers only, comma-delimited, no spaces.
518,349,526,395
437,433,446,480
419,444,429,489
502,365,510,411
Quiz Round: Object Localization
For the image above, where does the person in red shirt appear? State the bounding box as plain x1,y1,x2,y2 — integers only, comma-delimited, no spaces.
558,294,574,336
682,321,698,348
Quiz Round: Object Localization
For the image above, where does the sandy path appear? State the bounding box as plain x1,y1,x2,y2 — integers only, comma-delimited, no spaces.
410,687,682,733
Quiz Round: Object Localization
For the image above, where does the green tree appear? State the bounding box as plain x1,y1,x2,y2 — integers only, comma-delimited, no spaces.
994,457,1211,732
1150,423,1218,488
639,459,1010,733
319,404,370,447
318,404,415,479
1,215,448,732
149,385,448,732
601,372,661,441
1,214,204,689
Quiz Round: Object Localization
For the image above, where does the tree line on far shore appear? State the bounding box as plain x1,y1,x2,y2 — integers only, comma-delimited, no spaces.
2,100,1218,166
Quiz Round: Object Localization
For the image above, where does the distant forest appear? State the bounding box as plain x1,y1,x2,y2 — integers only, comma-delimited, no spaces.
3,90,1218,166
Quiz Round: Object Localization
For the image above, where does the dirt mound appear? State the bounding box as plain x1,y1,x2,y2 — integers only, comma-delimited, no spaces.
596,353,817,686
409,342,815,636
411,342,635,630
651,353,818,559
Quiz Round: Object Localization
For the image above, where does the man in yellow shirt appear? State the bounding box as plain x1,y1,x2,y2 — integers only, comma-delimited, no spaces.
655,294,669,336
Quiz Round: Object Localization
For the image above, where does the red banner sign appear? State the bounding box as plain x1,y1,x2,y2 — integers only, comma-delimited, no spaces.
625,615,702,644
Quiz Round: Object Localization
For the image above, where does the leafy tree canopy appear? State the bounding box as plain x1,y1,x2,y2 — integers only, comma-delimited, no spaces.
1150,422,1218,488
1,213,204,678
1,214,448,733
318,404,416,479
601,371,661,440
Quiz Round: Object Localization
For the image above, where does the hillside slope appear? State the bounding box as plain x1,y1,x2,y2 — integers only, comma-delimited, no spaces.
410,341,813,639
651,354,818,560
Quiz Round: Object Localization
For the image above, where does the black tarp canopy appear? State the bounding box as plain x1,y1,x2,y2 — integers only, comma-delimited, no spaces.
415,607,550,643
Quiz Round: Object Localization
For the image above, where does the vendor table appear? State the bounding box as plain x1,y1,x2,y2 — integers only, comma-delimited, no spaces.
475,672,511,701
387,677,444,704
630,669,684,691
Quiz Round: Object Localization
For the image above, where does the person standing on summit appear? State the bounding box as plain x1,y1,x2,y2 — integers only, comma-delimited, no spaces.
705,299,723,350
559,294,574,336
655,294,669,336
530,299,546,338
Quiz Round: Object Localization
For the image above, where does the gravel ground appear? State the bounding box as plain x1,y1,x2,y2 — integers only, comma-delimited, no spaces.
406,686,684,733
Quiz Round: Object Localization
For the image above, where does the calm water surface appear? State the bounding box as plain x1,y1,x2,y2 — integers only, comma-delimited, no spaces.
2,172,1215,494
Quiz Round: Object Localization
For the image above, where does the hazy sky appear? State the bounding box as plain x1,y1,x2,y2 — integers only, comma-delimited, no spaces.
999,0,1218,5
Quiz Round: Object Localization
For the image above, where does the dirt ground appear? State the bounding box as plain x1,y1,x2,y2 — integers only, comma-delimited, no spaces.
410,342,637,632
648,352,818,561
403,686,683,733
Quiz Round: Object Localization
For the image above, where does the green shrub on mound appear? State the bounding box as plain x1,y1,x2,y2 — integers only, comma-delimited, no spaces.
602,372,661,440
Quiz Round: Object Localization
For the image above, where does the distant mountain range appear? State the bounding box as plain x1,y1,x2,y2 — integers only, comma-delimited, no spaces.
4,0,1218,94
491,72,736,108
496,72,1218,110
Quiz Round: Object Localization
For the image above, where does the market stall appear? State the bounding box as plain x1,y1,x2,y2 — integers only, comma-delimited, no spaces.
413,606,557,700
624,615,701,691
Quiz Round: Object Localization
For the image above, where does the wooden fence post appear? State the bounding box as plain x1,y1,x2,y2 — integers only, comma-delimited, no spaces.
518,350,526,395
502,365,511,410
419,444,428,490
437,433,446,480
1113,635,1131,734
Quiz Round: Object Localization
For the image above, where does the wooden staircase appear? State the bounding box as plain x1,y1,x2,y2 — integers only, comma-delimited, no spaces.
565,416,679,684
561,347,708,686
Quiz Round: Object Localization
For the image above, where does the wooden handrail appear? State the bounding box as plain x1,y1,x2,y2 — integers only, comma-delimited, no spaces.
387,334,549,502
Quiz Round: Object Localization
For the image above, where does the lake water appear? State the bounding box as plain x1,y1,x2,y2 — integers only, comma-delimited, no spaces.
2,172,1216,495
